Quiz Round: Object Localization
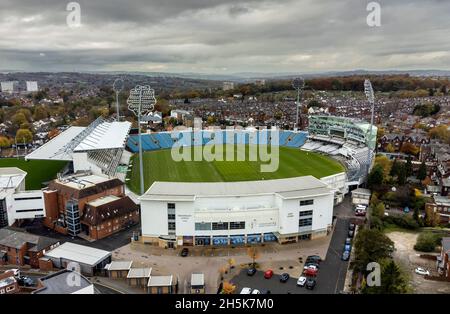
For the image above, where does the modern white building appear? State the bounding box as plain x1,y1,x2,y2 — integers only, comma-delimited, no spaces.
0,167,45,227
139,176,334,248
26,81,39,92
26,117,132,179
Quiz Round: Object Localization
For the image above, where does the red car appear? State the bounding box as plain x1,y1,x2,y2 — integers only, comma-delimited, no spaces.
264,269,274,279
355,209,366,217
303,268,318,277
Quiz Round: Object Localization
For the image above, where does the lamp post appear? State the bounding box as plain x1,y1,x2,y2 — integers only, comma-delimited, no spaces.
127,85,157,195
113,78,124,121
292,77,305,130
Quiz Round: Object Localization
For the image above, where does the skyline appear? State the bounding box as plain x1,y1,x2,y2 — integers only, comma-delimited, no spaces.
0,0,450,74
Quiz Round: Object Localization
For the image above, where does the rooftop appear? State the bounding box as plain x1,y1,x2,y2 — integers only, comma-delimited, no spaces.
33,270,93,294
44,242,111,266
0,228,59,251
105,261,133,271
0,167,27,189
148,275,173,287
87,195,121,207
127,268,152,279
140,176,331,200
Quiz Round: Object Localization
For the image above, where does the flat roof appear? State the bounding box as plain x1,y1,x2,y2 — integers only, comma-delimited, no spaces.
127,268,152,279
0,167,27,189
33,270,92,294
44,242,111,266
54,174,113,190
191,273,204,286
140,176,330,200
87,195,121,207
352,188,371,196
106,261,133,271
148,275,173,287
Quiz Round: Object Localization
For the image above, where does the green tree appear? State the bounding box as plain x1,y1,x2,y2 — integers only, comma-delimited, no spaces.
352,228,395,274
362,260,409,294
15,128,33,143
417,161,427,181
368,165,384,189
405,157,413,177
372,202,385,218
12,112,27,128
397,163,407,185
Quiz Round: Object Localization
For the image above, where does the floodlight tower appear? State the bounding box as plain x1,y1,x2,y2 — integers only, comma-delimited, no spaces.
113,78,124,121
292,77,305,130
364,79,375,180
127,85,157,195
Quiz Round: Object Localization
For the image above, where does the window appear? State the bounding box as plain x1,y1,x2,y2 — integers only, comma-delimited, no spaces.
168,214,175,220
212,222,229,230
299,210,313,217
229,221,245,230
195,222,211,231
299,218,313,227
300,200,314,206
167,203,175,209
168,222,176,230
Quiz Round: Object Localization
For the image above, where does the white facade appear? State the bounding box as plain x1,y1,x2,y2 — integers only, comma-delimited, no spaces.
140,176,334,246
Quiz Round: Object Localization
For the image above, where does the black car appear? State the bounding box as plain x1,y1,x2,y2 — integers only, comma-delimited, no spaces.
304,261,320,269
247,268,257,276
279,273,290,283
349,223,355,231
306,255,322,263
180,248,189,257
18,276,34,287
342,250,350,261
260,289,271,294
305,278,316,290
348,230,354,238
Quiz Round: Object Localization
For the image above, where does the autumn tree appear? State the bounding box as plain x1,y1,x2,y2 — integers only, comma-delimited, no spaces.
221,281,236,294
247,247,261,267
15,129,33,143
400,142,419,156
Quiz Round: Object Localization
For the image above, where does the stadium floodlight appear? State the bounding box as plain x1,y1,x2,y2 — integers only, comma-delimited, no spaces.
113,78,124,121
364,79,376,187
127,85,157,195
292,77,305,130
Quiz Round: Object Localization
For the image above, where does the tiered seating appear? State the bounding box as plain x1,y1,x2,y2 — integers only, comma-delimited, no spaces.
87,148,123,177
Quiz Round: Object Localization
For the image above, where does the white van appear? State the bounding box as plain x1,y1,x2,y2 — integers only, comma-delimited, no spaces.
240,287,252,294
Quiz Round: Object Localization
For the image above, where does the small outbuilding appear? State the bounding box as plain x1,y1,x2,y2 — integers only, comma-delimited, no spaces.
105,261,133,279
127,267,152,288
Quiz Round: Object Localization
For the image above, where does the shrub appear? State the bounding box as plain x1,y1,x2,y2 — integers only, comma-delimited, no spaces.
414,232,442,252
383,214,419,230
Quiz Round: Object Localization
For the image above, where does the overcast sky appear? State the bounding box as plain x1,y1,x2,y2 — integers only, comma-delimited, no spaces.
0,0,449,73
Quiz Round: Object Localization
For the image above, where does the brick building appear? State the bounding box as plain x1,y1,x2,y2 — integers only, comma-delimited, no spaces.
43,173,139,240
0,271,19,294
0,228,60,268
437,237,450,279
426,195,450,224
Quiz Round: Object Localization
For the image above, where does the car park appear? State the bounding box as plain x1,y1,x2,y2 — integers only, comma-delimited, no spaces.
297,276,307,287
240,287,252,294
180,248,189,257
264,269,274,279
247,268,257,276
305,278,316,290
279,273,290,283
415,267,430,276
342,250,350,261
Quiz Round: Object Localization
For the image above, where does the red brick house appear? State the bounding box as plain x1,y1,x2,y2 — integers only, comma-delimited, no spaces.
0,271,19,294
437,237,450,279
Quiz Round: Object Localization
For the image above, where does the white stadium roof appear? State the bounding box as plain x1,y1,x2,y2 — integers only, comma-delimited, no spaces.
26,120,131,161
140,176,332,200
0,167,27,189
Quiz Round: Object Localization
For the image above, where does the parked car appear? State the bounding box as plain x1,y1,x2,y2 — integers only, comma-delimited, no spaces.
304,261,320,269
345,238,352,245
304,264,318,271
303,268,318,277
348,230,354,238
306,255,322,263
305,278,316,290
297,276,307,287
18,276,34,287
349,223,355,231
279,273,290,283
264,269,274,279
180,248,189,257
355,209,366,216
260,289,271,294
342,250,350,261
247,268,257,276
344,244,351,252
415,267,430,276
240,287,252,294
251,289,261,294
